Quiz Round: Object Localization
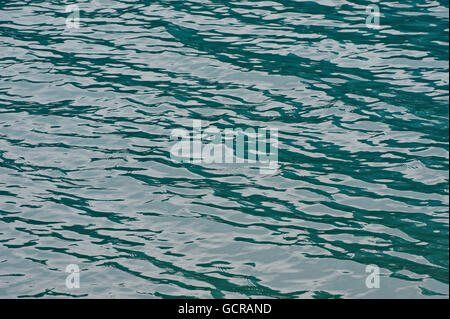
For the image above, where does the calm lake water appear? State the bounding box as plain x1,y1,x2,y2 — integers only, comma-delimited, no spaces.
0,0,448,298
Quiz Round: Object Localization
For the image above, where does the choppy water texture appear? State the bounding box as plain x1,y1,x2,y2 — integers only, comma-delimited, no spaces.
0,0,448,298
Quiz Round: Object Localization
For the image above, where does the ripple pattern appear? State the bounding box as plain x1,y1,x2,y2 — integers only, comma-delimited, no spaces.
0,0,448,298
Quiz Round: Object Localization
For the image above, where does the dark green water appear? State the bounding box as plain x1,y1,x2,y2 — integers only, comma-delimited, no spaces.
0,0,448,298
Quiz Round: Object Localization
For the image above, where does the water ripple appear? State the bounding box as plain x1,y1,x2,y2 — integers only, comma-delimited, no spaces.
0,0,448,298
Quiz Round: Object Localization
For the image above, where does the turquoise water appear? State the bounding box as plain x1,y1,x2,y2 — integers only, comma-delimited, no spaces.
0,0,448,298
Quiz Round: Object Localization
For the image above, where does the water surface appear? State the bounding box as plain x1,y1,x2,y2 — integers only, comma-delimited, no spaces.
0,0,448,298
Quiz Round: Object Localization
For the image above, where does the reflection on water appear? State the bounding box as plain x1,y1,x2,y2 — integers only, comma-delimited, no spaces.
0,0,448,298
